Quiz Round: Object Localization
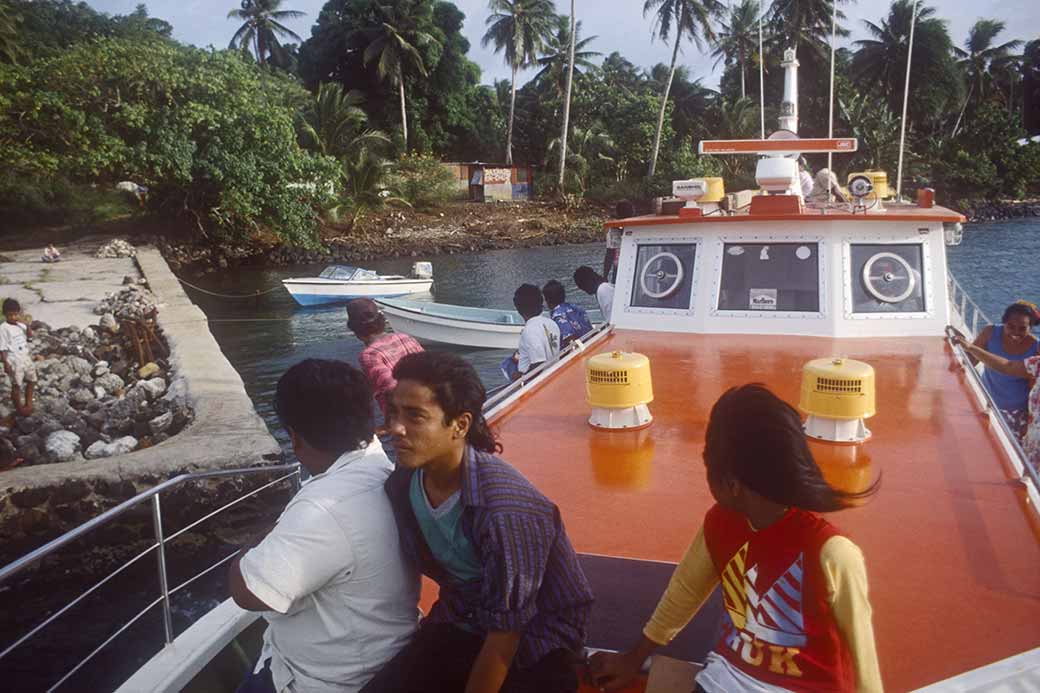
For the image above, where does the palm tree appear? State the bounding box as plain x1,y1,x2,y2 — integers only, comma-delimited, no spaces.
0,0,21,64
768,0,848,58
297,83,389,160
557,1,577,189
355,1,437,151
704,95,758,182
851,0,960,134
533,15,600,101
644,0,725,177
548,122,616,193
649,64,716,140
227,0,304,67
954,19,1022,108
711,0,759,98
482,0,557,165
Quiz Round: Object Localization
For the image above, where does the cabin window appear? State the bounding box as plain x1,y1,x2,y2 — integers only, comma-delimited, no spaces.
630,243,697,310
850,244,926,313
718,243,820,312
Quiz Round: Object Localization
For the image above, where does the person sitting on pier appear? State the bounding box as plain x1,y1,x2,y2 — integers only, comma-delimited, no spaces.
961,301,1039,438
228,359,419,693
509,283,560,381
348,298,424,420
364,351,593,693
1,298,36,417
573,266,614,323
41,244,61,263
542,279,593,349
590,384,883,693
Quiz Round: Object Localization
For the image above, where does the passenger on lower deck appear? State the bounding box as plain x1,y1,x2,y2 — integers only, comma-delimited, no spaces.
365,351,593,693
542,279,593,348
228,359,419,693
510,283,560,380
964,301,1040,437
590,384,883,693
574,266,614,323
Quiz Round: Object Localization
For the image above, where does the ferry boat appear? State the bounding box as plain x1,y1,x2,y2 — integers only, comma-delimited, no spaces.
281,262,434,306
1,48,1038,693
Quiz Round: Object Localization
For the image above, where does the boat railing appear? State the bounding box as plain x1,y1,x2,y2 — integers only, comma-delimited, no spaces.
946,273,991,339
945,274,1039,499
0,462,301,692
484,322,614,418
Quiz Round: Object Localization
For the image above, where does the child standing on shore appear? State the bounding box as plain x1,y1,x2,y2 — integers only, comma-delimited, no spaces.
1,299,37,417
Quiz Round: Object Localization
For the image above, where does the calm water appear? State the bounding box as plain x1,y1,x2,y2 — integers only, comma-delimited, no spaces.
185,218,1040,451
946,219,1040,326
187,244,608,450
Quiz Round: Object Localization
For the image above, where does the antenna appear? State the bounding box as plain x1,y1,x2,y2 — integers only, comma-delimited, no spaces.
827,0,837,203
895,0,919,201
758,0,765,139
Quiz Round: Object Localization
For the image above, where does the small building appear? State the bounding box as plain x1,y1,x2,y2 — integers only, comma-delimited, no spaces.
441,162,536,202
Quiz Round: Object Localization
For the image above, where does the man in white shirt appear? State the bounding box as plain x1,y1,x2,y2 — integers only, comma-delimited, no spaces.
228,359,420,693
574,266,615,323
511,284,560,379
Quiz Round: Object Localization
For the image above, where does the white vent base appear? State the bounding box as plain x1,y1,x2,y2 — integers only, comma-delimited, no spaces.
589,405,653,431
804,415,871,443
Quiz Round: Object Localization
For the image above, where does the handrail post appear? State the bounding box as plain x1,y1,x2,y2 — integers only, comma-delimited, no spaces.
151,495,174,646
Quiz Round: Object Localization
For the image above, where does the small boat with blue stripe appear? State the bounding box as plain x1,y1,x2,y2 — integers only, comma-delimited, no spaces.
282,262,433,306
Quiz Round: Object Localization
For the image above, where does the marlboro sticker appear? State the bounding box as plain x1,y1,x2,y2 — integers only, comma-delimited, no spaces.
750,288,778,310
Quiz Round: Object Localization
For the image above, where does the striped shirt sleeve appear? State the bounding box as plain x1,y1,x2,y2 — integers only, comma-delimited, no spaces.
475,510,556,633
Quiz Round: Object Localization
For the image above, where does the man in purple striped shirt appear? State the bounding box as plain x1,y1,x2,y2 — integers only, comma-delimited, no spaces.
362,351,593,693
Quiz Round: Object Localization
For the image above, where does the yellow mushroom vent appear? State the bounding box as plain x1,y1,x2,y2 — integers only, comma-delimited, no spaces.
586,351,654,430
799,358,876,443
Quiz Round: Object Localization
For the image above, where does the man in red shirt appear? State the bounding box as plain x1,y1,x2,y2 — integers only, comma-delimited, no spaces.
348,298,424,420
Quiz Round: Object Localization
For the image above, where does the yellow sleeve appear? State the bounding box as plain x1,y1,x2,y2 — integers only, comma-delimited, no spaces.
820,536,883,693
642,527,720,645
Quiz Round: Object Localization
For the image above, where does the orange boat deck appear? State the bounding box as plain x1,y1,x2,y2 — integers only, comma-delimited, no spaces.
487,330,1040,691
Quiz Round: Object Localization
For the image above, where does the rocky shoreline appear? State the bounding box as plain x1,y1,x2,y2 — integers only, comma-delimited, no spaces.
959,200,1040,223
1,280,192,466
158,201,610,272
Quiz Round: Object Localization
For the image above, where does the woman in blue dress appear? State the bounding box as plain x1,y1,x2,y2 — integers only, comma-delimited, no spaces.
968,301,1040,437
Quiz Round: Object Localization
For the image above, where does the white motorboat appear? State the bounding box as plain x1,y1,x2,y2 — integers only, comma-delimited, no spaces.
376,297,601,350
282,262,433,306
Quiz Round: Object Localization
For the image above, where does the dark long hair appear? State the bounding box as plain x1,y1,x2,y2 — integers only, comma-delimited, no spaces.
1002,302,1040,327
704,384,879,512
392,351,502,454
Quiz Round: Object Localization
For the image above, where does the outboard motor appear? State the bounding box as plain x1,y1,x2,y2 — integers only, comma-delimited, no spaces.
412,262,433,279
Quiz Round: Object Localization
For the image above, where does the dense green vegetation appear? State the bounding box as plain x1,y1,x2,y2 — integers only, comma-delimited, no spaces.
0,0,1036,244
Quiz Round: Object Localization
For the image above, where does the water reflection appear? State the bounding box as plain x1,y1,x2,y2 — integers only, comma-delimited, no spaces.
588,427,656,489
809,441,877,499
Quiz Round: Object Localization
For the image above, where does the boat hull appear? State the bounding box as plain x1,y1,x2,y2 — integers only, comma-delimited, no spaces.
282,279,433,306
377,299,523,349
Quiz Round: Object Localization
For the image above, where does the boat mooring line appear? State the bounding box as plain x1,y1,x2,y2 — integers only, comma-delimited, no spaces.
174,276,283,299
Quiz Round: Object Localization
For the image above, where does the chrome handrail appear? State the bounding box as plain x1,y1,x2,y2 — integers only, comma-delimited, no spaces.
484,322,614,413
945,275,1039,493
0,462,300,691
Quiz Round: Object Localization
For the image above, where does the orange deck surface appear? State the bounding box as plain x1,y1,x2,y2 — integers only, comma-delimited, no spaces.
489,331,1040,692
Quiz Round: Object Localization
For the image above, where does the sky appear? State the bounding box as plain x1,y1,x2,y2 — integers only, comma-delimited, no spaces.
84,0,1038,89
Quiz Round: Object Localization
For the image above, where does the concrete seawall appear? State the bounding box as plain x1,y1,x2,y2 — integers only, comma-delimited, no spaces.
0,245,282,567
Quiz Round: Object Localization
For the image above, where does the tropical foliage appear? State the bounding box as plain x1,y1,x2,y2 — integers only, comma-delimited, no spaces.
0,0,1036,241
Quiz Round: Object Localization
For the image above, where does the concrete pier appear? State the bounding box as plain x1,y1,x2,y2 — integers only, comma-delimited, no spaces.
0,239,281,566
